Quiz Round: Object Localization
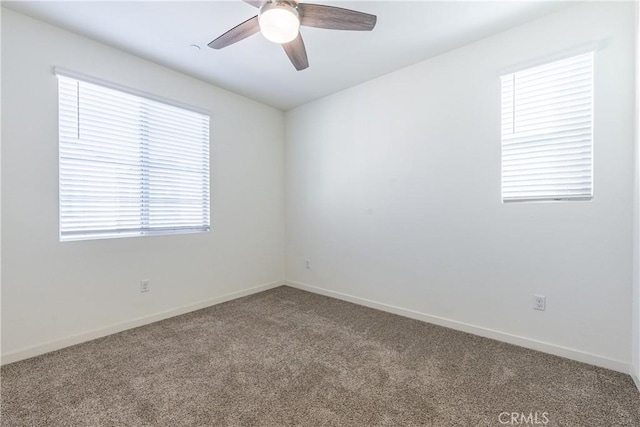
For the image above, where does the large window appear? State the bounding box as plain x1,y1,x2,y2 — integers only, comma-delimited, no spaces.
57,70,210,241
501,52,594,202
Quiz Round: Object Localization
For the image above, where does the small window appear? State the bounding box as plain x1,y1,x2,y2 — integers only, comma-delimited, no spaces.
501,52,594,202
57,72,210,241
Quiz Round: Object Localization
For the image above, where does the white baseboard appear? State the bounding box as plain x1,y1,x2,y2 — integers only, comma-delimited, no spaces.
285,280,629,374
1,280,284,365
632,367,640,393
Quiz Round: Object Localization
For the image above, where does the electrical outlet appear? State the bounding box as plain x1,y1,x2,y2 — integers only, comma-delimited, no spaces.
305,260,310,269
533,294,546,311
140,280,150,293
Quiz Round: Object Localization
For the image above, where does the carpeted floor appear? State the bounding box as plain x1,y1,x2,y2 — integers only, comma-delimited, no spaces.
1,286,639,426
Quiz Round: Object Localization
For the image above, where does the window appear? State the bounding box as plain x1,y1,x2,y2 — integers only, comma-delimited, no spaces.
501,52,594,202
57,70,210,241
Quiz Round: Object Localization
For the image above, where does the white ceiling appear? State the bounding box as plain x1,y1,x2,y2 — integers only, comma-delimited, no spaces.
4,1,573,110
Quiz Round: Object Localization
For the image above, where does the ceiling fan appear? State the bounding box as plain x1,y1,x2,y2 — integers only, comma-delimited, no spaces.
208,0,377,71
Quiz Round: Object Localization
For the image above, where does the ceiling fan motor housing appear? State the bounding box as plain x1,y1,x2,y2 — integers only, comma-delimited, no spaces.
259,1,300,44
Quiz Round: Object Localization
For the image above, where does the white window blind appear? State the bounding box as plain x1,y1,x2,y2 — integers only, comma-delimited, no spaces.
57,72,210,241
501,52,594,202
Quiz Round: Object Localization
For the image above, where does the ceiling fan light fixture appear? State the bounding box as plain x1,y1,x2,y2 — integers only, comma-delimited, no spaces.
259,2,300,44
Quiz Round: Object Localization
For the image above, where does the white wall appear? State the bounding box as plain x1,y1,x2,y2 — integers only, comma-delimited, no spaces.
1,9,284,361
0,6,4,361
632,0,640,387
285,2,635,370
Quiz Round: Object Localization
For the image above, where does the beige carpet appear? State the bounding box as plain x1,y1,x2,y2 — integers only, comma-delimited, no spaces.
1,286,638,426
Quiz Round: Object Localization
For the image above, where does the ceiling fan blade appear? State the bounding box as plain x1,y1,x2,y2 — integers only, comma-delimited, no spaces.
208,15,260,49
242,0,264,8
298,4,377,31
282,33,309,71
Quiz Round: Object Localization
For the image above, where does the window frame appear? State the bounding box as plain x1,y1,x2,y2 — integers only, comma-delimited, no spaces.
500,50,595,204
55,68,211,241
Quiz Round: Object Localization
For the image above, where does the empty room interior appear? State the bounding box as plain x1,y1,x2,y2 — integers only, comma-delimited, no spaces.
1,0,640,425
